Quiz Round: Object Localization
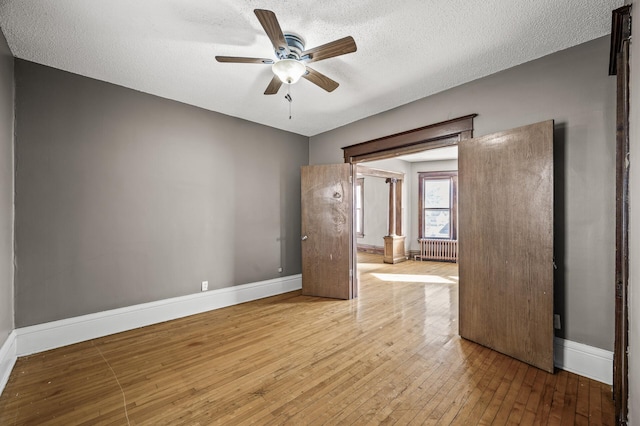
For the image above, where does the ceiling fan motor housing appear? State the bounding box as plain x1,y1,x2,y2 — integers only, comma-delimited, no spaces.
281,33,305,60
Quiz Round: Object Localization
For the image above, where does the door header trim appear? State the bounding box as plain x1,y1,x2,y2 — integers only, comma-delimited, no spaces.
342,114,477,163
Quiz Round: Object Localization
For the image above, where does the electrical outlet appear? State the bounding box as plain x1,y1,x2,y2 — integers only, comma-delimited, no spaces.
278,267,283,273
201,281,208,292
554,314,561,330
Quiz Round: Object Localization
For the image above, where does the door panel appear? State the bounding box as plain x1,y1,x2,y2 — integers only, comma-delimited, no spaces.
458,120,554,373
301,164,354,299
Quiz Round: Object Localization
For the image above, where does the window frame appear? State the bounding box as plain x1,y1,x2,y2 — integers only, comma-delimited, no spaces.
418,171,458,240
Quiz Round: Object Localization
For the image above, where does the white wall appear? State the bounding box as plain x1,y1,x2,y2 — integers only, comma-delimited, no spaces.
363,158,413,252
358,176,387,248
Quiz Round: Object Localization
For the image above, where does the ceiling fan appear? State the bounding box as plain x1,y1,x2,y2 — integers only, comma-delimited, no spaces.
216,9,357,95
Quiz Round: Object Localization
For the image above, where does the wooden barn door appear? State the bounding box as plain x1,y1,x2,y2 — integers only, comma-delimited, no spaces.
458,120,554,373
301,164,355,299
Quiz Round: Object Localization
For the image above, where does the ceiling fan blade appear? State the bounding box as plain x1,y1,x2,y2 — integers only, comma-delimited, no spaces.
254,9,290,57
216,56,274,64
303,67,339,92
301,36,357,63
264,75,283,95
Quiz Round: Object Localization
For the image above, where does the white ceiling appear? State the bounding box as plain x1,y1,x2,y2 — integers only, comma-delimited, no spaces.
0,0,622,137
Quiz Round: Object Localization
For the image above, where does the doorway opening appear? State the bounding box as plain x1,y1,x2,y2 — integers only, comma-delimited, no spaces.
342,114,476,293
355,146,459,291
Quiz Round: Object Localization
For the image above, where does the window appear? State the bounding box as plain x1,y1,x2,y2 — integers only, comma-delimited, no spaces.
418,172,457,240
355,178,364,237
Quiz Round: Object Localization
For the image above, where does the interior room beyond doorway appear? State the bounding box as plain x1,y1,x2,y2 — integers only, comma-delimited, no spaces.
356,145,459,266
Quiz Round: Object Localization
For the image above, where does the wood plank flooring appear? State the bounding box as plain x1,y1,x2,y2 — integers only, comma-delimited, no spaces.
0,254,614,425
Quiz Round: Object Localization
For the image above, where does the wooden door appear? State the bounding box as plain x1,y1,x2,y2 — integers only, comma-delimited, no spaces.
458,120,554,373
301,164,355,299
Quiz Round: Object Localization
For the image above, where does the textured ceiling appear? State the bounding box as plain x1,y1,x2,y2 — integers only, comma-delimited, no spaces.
0,0,623,136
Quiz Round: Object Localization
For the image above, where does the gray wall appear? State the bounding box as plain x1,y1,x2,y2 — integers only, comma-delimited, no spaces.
0,30,14,343
14,60,308,327
310,36,616,351
627,0,639,418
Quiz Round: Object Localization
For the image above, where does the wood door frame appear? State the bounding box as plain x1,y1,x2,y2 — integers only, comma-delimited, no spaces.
342,116,476,217
609,5,631,425
342,115,476,271
342,114,477,164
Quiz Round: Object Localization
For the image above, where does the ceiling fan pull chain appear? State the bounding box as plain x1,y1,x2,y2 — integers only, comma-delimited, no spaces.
285,85,293,119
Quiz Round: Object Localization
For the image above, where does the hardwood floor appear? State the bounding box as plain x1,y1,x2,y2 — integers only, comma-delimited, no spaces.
0,254,614,425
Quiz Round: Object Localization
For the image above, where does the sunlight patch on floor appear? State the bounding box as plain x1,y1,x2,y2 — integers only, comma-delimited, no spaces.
357,263,386,272
372,273,456,284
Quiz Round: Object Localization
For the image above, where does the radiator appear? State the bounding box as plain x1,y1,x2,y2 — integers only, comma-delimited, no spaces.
415,239,458,262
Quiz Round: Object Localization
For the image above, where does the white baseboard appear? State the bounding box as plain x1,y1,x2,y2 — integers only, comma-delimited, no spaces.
0,330,17,395
554,337,613,385
2,286,614,398
15,274,302,357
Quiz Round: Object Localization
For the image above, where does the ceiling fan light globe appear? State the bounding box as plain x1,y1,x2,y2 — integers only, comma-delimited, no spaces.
272,59,306,84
